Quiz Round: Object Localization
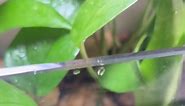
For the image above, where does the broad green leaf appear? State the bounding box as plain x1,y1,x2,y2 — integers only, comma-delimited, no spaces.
38,0,85,23
4,28,79,96
136,0,185,105
69,0,137,92
140,0,185,82
0,80,37,106
99,62,141,93
99,33,149,93
0,0,71,33
71,0,137,46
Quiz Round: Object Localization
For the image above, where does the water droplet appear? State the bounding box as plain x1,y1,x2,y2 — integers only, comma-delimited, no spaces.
97,67,105,76
15,46,26,59
100,63,104,66
73,70,81,75
97,59,104,66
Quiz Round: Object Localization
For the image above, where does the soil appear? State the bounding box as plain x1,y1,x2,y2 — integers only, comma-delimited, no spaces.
39,71,135,106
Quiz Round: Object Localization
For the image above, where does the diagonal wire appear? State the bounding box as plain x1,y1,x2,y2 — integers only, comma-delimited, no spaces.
0,47,185,77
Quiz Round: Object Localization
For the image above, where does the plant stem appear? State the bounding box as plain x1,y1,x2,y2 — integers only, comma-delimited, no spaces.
112,19,120,54
100,27,107,55
80,43,99,80
94,33,101,52
121,0,156,53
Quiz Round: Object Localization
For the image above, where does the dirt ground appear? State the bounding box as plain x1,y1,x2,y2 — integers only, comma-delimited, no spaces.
39,84,134,106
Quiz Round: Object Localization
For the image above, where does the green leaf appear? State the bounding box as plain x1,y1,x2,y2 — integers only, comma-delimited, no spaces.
69,0,137,92
99,62,141,93
140,0,185,82
4,28,79,96
38,0,85,23
0,80,37,106
71,0,137,46
99,33,149,93
0,0,71,33
135,0,185,105
135,59,183,106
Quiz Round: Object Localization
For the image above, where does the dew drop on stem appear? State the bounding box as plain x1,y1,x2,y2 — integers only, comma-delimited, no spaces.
97,67,105,76
73,70,81,75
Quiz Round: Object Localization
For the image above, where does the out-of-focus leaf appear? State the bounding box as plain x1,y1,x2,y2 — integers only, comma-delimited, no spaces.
71,0,137,46
38,0,85,23
140,0,185,83
4,28,79,96
0,80,37,106
136,0,185,105
136,58,183,106
0,0,71,33
99,62,141,93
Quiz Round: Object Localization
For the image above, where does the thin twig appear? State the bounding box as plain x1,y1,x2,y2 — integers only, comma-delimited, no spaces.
80,43,99,80
100,27,107,55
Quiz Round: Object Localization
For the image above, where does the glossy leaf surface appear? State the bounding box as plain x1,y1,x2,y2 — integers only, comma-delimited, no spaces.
4,28,79,96
0,80,37,106
38,0,84,23
71,0,137,46
0,0,71,33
